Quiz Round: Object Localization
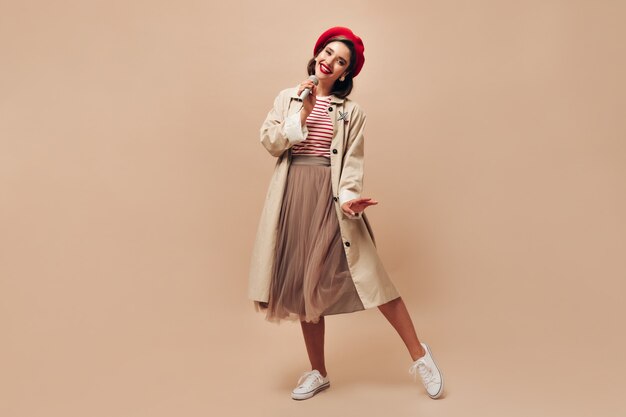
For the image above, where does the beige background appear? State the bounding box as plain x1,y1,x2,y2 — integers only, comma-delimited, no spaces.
1,0,625,416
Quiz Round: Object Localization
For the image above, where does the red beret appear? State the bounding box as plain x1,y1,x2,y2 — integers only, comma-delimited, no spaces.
313,26,365,78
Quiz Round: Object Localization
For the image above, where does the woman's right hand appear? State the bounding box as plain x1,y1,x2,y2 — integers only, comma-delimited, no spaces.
297,78,317,122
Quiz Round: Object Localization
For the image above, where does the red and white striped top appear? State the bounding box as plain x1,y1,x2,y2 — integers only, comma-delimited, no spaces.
292,96,334,157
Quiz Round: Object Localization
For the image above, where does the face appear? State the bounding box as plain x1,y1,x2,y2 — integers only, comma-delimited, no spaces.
314,40,351,83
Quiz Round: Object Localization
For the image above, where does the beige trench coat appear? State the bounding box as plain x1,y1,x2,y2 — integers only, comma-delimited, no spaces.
248,86,400,309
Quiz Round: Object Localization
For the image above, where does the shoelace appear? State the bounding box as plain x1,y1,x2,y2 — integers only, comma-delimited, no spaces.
408,359,436,386
297,371,324,388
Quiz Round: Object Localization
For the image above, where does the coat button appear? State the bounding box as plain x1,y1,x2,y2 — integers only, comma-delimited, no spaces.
328,107,333,112
332,149,338,154
344,241,351,247
333,197,338,202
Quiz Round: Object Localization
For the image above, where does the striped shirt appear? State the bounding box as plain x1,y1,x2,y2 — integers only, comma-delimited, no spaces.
292,96,334,157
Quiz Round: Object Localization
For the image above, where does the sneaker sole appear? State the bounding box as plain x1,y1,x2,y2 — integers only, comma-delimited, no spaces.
423,343,444,399
291,381,330,400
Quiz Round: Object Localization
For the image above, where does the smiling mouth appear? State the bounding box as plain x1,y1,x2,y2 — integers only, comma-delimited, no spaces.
320,63,332,74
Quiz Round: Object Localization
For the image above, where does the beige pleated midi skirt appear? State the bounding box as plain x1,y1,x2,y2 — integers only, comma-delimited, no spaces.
255,155,365,324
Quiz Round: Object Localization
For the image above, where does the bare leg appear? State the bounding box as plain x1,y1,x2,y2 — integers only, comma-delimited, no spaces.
377,297,426,361
300,316,328,377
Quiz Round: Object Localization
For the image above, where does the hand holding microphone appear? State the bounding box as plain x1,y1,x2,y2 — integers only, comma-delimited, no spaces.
299,75,319,100
297,75,319,123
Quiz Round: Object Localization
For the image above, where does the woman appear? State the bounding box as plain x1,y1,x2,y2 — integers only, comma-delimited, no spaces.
248,26,444,400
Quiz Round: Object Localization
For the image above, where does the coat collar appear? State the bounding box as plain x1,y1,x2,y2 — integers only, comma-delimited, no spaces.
289,86,346,104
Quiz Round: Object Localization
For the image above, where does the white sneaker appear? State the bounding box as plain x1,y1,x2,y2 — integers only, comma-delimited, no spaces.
291,370,330,400
408,342,444,399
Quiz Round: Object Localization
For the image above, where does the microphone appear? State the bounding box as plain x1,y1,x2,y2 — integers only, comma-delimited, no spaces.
299,75,319,101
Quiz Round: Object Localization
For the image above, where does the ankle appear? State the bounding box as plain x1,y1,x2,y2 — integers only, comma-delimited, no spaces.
411,347,426,362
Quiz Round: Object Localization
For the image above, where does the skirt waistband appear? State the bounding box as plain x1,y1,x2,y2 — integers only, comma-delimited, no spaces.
291,155,331,166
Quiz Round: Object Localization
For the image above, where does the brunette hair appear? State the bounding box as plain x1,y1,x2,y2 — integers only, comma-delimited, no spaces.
306,36,356,99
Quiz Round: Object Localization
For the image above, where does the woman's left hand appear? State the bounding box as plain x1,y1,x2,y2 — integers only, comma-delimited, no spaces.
341,198,378,216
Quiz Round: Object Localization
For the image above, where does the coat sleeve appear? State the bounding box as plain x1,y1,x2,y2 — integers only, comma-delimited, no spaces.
338,105,366,220
259,91,309,157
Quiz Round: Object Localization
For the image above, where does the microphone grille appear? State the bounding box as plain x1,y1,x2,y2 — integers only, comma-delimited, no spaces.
308,75,319,85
